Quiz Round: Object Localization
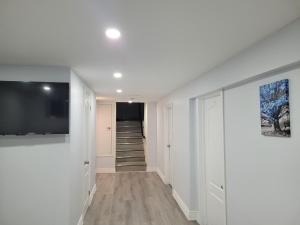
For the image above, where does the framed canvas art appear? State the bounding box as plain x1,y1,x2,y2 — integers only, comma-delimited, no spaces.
260,79,291,137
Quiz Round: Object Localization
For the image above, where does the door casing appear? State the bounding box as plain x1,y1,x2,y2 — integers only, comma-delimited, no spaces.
82,88,92,217
166,104,174,186
197,91,227,225
96,103,114,157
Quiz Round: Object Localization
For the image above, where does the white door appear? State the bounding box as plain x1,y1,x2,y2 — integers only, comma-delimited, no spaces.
204,93,226,225
96,103,113,156
167,105,173,186
83,89,91,214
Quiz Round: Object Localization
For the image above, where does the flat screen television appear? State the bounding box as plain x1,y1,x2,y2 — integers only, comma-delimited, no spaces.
0,81,69,135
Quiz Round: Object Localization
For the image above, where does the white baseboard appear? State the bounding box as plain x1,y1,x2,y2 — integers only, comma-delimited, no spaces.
172,189,199,221
147,167,157,172
156,168,167,184
189,210,200,221
77,215,83,225
96,168,116,173
89,184,97,206
172,189,190,219
77,184,97,225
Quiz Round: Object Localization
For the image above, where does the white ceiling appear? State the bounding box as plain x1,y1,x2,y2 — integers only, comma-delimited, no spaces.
0,0,300,101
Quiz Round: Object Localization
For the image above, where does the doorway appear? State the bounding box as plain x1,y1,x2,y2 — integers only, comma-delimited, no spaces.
115,102,146,172
166,104,173,186
82,88,92,215
198,91,227,225
96,103,113,156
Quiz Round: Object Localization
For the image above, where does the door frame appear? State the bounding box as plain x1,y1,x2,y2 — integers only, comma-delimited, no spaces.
82,87,92,216
95,102,116,158
197,90,227,225
165,103,174,186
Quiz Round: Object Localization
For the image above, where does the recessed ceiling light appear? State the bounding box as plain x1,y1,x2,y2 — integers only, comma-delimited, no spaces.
43,85,51,91
113,72,123,79
116,89,123,93
105,28,121,40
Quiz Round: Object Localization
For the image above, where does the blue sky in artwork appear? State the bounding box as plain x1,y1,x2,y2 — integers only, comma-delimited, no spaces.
260,79,289,121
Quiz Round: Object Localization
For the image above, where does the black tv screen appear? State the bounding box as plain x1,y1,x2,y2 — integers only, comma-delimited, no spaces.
0,81,69,135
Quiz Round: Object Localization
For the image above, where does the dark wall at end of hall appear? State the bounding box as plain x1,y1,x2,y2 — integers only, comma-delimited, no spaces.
116,103,144,121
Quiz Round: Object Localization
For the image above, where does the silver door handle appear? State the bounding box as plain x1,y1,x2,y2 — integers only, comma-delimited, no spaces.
167,144,171,148
84,161,90,165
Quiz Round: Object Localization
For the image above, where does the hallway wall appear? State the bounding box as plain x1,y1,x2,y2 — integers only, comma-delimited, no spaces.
224,69,300,225
156,18,300,224
0,66,71,225
144,102,157,170
69,71,96,225
0,66,96,225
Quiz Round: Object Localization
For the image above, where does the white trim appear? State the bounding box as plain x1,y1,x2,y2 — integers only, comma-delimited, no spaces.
156,168,167,184
96,168,116,173
173,189,189,219
77,215,83,225
189,211,201,221
147,167,157,172
167,104,174,186
96,154,114,157
77,184,97,225
96,102,116,158
172,189,199,221
89,184,97,206
197,90,227,225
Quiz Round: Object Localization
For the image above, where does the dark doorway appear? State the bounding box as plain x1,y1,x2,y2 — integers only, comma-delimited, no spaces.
116,103,144,121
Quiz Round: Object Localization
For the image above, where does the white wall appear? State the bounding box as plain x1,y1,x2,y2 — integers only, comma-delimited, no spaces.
144,102,157,170
0,66,96,225
156,17,300,220
224,69,300,225
69,72,96,225
0,66,70,225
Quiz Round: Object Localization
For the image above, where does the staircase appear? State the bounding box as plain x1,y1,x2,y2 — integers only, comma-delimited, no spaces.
116,121,146,172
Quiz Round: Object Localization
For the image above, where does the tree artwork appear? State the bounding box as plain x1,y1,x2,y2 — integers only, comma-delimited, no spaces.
260,79,291,137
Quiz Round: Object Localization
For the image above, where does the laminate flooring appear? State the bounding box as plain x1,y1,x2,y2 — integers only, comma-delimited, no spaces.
84,172,198,225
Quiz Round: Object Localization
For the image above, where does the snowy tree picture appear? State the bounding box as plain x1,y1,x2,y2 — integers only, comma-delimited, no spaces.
260,79,290,137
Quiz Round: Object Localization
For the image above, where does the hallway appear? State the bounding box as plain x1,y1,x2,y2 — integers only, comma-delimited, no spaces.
84,172,197,225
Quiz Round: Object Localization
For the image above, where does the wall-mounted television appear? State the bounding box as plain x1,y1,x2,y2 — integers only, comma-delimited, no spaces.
0,81,69,135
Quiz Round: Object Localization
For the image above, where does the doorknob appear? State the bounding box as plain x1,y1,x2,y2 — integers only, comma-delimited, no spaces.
107,127,111,130
167,144,171,148
84,161,90,165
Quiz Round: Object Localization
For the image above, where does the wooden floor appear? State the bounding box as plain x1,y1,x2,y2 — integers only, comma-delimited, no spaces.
84,172,198,225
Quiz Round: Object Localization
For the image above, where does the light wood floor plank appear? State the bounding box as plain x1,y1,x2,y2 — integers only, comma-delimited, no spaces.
84,172,198,225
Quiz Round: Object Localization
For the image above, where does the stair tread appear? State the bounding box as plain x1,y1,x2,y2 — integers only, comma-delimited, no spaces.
117,136,143,139
117,121,141,124
117,131,141,133
116,155,144,159
117,150,144,153
117,142,143,145
116,161,146,167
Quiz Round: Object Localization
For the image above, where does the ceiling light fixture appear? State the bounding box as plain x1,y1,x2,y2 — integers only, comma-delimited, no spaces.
113,72,123,79
105,28,121,40
128,100,133,104
116,89,123,93
43,85,51,91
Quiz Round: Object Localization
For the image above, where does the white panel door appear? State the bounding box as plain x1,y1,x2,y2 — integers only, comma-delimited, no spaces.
167,105,173,186
204,94,226,225
96,103,113,156
83,89,91,215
